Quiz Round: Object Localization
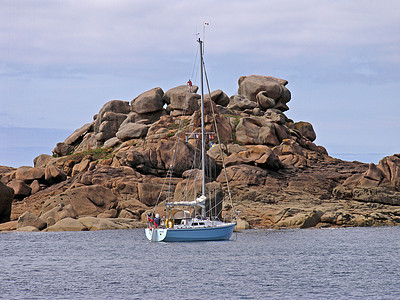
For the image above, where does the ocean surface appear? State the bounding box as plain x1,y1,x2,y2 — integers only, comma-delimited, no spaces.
1,227,400,299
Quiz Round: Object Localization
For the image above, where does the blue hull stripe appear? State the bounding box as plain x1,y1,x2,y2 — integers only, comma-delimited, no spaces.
163,223,236,242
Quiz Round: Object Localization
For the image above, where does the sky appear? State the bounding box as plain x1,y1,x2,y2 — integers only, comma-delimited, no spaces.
1,0,399,167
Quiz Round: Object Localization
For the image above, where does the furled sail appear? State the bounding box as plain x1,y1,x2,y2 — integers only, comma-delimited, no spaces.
166,195,206,208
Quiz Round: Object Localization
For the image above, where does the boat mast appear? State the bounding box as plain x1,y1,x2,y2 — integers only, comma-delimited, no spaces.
198,38,206,218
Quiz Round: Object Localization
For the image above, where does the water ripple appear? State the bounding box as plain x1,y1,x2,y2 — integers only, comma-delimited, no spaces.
1,227,400,299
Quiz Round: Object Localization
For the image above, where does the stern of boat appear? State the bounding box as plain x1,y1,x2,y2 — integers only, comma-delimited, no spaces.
145,227,167,242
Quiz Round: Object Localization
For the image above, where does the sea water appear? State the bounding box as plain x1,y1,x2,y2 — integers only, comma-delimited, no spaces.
1,227,400,299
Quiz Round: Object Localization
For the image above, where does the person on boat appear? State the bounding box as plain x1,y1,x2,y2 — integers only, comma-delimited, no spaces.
147,213,157,228
154,213,161,227
187,79,192,92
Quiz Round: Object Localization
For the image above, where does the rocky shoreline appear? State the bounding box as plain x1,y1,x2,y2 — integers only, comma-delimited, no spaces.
1,75,399,232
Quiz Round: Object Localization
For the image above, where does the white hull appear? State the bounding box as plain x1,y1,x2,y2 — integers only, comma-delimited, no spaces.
145,222,236,242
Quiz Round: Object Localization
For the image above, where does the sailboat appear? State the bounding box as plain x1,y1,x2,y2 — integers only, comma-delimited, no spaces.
145,38,237,242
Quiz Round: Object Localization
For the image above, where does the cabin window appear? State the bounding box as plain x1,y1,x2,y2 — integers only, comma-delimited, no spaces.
192,222,205,226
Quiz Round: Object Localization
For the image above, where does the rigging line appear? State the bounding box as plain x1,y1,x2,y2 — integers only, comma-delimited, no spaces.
207,156,217,217
155,86,193,211
206,201,220,216
202,60,236,216
154,171,169,208
142,131,170,216
152,150,175,212
182,131,201,198
181,145,200,203
166,77,197,198
153,167,174,215
167,82,202,206
154,121,186,208
190,45,199,81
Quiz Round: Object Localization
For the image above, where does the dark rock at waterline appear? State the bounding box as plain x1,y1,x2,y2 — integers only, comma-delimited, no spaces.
0,182,14,223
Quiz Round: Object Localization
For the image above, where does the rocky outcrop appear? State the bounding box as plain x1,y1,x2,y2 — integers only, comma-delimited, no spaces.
46,217,87,231
2,75,399,232
228,95,257,110
53,142,74,157
257,91,276,110
163,85,198,104
352,188,400,206
117,199,148,219
273,139,308,168
40,203,78,226
218,164,268,186
17,226,40,232
138,177,170,206
0,220,17,231
333,155,400,206
7,180,32,199
192,99,233,144
0,182,14,223
51,100,130,156
120,110,167,127
131,87,164,114
0,166,15,174
275,209,323,229
103,137,120,149
207,89,230,107
379,154,400,190
78,217,121,230
64,122,93,146
224,145,283,170
71,157,92,177
115,140,204,177
15,166,45,183
41,185,117,218
170,93,200,116
33,154,56,168
116,123,149,141
294,121,316,142
45,216,144,231
17,211,47,230
237,75,291,112
95,111,128,143
45,165,67,184
235,218,251,230
236,117,280,146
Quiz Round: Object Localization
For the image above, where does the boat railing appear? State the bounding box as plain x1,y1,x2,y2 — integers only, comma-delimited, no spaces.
223,211,238,224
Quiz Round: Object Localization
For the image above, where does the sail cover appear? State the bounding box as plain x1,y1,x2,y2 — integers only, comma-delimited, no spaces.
166,195,206,208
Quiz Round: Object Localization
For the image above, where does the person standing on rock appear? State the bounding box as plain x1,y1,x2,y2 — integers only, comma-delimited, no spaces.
187,79,193,92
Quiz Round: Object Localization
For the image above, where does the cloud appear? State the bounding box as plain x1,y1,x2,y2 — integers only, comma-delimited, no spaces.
1,0,399,65
0,0,398,89
0,0,399,167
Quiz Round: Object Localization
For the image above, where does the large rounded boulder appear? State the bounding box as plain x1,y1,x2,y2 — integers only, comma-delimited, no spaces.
235,117,280,146
131,87,164,114
41,185,118,218
294,121,316,142
207,89,230,107
93,100,130,143
163,85,199,104
238,75,291,112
